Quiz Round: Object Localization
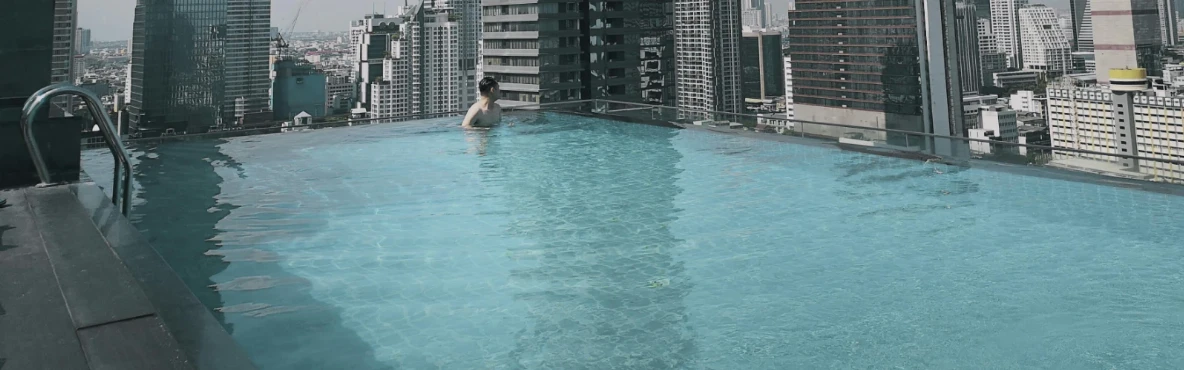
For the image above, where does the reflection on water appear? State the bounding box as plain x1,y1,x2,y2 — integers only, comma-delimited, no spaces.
129,141,240,331
488,115,696,368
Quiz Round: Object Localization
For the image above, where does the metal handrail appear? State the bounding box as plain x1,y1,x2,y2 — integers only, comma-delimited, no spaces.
21,83,133,215
591,99,1184,167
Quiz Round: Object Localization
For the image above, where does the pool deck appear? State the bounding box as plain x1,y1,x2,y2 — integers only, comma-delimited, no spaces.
0,185,256,370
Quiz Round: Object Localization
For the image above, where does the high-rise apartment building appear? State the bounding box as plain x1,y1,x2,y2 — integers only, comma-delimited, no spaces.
481,0,676,107
1159,0,1179,45
956,2,983,93
407,3,462,114
676,0,743,114
1092,0,1162,83
365,2,481,119
451,0,482,106
979,19,1009,86
741,0,767,29
75,27,91,55
1019,5,1072,76
991,0,1028,68
350,13,403,107
130,0,273,133
226,0,272,121
1070,0,1091,51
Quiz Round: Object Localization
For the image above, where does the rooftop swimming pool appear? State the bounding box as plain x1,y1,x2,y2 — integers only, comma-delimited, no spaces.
83,112,1184,369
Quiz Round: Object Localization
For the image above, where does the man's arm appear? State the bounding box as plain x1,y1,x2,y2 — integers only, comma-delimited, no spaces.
461,105,479,128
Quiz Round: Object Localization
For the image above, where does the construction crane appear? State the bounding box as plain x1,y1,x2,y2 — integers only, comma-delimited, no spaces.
273,0,313,57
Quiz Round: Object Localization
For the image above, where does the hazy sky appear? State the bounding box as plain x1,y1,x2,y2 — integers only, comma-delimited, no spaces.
79,0,1064,42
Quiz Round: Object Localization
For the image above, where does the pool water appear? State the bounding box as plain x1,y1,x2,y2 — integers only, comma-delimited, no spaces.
84,112,1184,369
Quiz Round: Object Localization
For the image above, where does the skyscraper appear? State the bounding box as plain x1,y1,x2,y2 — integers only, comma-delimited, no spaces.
788,0,965,153
225,0,272,120
741,0,767,29
75,27,91,55
481,1,676,107
407,3,462,114
1076,0,1095,51
450,0,482,106
956,2,983,93
1159,0,1179,45
351,13,402,107
740,30,785,102
1092,0,1162,83
979,19,1009,86
1019,5,1072,76
991,0,1028,68
675,0,743,114
129,0,273,133
1069,0,1088,50
51,0,76,86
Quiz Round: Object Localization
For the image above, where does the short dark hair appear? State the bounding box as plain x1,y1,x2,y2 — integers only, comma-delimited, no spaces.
479,77,498,95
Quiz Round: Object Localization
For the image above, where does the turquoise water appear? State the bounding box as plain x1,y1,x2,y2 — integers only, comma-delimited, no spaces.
84,113,1184,369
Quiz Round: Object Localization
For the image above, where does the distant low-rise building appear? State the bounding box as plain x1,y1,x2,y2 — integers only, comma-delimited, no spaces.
969,104,1019,155
962,93,999,130
272,58,328,121
1009,90,1043,114
993,70,1044,88
1047,69,1184,182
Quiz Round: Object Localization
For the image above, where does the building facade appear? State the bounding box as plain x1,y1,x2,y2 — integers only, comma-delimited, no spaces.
969,104,1019,154
1018,5,1072,76
991,0,1029,68
130,0,228,133
676,0,743,114
271,58,327,121
481,0,676,107
784,54,795,119
979,19,1009,86
1160,0,1180,46
787,0,926,140
1069,0,1094,51
225,0,272,122
407,3,462,114
326,73,355,113
75,27,91,55
1092,0,1163,83
1048,78,1184,182
351,13,403,107
51,0,76,86
956,2,982,93
741,0,767,29
740,31,785,102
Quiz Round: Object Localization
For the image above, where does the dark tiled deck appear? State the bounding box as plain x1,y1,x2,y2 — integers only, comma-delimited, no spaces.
0,185,256,370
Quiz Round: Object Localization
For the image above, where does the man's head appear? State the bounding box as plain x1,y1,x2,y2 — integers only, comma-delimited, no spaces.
479,77,500,100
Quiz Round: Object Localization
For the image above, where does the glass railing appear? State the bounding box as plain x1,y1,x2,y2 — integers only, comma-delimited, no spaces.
84,99,1184,194
520,100,1184,190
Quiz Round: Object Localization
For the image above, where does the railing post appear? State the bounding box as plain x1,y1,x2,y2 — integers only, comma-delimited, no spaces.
21,83,135,215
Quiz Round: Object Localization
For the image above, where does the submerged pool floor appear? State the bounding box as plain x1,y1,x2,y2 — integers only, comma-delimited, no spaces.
84,113,1184,369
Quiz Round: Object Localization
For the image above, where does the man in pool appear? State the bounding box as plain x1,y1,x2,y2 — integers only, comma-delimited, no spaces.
462,77,502,129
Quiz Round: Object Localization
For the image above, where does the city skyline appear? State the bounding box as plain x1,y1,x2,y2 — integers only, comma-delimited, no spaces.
80,0,804,41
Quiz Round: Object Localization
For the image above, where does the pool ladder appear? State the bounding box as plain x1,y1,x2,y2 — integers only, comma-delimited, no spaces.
20,83,133,215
